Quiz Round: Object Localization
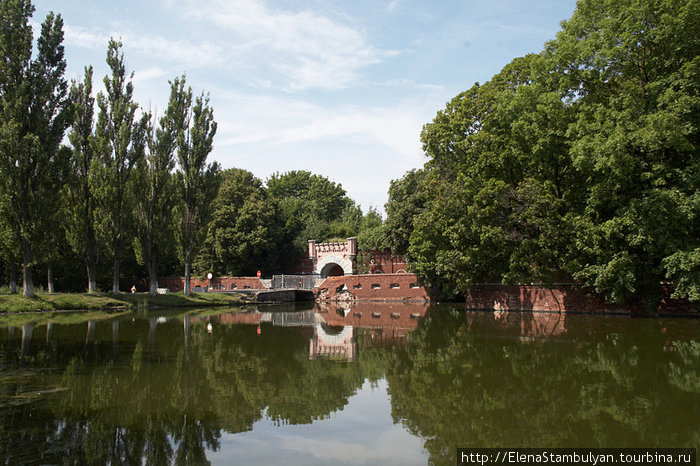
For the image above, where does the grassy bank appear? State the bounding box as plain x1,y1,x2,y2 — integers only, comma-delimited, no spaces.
0,291,250,313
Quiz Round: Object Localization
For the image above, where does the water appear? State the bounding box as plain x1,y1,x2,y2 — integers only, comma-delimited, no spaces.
0,303,698,465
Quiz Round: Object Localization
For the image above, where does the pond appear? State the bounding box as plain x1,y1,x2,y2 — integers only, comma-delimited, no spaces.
0,303,698,465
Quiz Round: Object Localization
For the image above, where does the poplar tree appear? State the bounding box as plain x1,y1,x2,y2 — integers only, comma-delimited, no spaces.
0,2,70,297
93,39,147,294
133,106,177,296
65,66,100,292
170,76,219,295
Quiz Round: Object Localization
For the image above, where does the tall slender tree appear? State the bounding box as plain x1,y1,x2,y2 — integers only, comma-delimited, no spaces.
65,66,100,292
133,107,177,296
171,76,219,295
93,39,147,294
0,2,70,297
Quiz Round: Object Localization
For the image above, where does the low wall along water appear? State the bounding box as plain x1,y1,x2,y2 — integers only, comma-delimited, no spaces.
155,275,697,314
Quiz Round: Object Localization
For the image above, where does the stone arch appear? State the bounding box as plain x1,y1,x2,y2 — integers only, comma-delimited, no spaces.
321,263,344,276
315,254,353,277
315,323,353,345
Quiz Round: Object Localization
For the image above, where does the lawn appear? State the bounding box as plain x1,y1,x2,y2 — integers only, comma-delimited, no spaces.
0,291,250,313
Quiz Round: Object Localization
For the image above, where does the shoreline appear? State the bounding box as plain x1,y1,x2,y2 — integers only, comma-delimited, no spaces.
0,291,252,314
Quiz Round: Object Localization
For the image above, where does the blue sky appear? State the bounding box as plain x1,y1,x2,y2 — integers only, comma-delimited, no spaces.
33,0,578,214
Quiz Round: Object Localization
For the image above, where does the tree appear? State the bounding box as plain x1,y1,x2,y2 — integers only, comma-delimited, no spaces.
356,207,387,252
133,108,177,296
195,168,279,277
413,55,573,298
411,0,699,305
266,170,354,265
0,2,71,297
384,169,426,256
93,39,147,294
39,144,71,292
64,66,100,292
171,75,219,295
547,0,700,304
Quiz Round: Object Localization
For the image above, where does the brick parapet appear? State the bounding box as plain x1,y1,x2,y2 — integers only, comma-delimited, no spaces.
464,284,698,315
158,276,268,292
314,273,431,302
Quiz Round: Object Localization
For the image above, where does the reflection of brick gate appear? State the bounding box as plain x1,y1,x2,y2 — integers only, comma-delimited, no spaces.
308,237,357,277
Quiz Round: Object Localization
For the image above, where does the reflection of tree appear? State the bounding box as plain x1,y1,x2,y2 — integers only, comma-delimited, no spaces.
0,312,391,463
387,310,700,466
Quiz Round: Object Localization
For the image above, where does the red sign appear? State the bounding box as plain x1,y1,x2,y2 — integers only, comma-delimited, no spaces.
257,270,261,278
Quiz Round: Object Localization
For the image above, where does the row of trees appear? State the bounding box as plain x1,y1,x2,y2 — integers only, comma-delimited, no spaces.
0,1,218,296
0,0,386,295
384,0,698,306
193,168,387,278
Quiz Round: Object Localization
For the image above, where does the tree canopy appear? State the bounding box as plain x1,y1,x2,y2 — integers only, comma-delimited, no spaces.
400,0,699,305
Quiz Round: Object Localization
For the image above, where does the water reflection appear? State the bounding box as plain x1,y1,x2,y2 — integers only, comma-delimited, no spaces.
0,305,697,465
389,308,700,465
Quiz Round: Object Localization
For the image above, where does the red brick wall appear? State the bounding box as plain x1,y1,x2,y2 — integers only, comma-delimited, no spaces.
158,276,267,292
315,273,430,302
464,284,698,315
356,251,408,275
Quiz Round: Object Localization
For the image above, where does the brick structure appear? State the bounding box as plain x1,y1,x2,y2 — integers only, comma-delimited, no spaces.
158,276,267,292
316,301,428,329
309,324,357,361
464,284,698,315
315,273,431,302
308,237,357,276
356,250,409,275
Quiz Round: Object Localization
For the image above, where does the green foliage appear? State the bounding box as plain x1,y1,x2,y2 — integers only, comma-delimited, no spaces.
385,169,426,256
409,0,699,304
0,2,71,297
266,170,356,263
92,39,148,294
195,168,280,276
170,75,220,294
132,106,179,295
356,206,388,251
64,66,100,292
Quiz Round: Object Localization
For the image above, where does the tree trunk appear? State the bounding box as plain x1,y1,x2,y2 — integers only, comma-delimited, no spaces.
9,252,17,294
22,238,34,298
112,255,120,294
149,255,158,296
47,262,55,293
184,249,191,295
112,236,120,294
86,231,98,292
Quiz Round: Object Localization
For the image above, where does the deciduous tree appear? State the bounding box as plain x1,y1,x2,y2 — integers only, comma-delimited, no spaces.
93,39,147,294
65,66,100,292
0,2,71,297
171,75,219,295
133,107,177,296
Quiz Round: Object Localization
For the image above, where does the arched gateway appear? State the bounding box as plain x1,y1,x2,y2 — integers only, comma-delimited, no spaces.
308,238,357,277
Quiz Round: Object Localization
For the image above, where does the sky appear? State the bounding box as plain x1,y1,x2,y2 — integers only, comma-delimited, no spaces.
32,0,578,215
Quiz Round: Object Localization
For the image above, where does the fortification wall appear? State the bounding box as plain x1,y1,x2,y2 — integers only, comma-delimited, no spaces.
463,284,697,315
315,273,430,302
158,276,267,292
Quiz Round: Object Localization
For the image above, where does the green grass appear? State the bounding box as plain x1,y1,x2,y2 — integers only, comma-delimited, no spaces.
0,291,250,313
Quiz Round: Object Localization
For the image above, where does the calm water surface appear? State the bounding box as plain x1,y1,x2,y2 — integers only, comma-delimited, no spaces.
0,303,698,465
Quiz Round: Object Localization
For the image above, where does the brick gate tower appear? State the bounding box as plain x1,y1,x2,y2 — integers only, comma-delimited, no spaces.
308,237,357,277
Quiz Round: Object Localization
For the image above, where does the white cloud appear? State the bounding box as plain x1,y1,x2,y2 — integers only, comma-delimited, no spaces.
387,0,401,12
132,66,168,84
64,24,110,49
164,0,397,91
122,34,226,69
207,89,435,212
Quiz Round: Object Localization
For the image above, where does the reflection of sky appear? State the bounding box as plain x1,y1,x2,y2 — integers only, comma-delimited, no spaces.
208,378,428,465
